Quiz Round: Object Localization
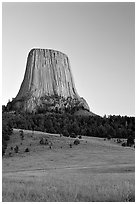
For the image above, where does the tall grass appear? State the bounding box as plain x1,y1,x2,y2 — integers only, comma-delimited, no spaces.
3,129,135,202
3,174,135,202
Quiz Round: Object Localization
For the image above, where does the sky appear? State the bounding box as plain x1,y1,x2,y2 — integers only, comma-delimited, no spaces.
2,2,135,116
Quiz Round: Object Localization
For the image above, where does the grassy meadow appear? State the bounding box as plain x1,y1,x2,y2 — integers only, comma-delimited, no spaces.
2,129,135,202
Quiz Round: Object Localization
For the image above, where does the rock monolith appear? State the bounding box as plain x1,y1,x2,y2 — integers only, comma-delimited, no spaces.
12,49,91,113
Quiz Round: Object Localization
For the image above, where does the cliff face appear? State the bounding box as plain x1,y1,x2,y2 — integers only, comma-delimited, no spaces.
13,49,90,112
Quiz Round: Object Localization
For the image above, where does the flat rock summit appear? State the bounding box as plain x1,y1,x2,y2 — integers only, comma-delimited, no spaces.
12,48,93,114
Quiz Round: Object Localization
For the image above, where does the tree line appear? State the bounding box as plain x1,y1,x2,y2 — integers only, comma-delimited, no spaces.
2,115,13,156
2,111,135,140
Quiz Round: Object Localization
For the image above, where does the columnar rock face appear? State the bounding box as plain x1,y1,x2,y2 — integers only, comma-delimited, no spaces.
12,49,90,113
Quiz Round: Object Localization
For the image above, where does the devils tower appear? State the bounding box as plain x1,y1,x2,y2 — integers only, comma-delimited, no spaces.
12,49,91,113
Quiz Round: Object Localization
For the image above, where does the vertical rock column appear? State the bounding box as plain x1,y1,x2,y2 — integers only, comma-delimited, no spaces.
13,48,90,112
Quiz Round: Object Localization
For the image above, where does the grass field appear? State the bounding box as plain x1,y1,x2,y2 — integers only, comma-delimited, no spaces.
2,129,135,202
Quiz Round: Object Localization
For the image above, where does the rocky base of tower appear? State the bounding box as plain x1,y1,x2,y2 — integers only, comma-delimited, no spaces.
11,95,90,114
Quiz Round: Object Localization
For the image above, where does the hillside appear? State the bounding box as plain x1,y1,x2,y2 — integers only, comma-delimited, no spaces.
3,129,135,201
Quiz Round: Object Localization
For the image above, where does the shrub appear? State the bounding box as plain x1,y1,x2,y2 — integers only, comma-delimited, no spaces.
127,136,134,147
40,138,44,145
62,129,69,137
9,152,12,157
45,139,49,145
107,135,111,140
74,139,80,145
40,138,49,145
20,130,24,140
122,142,126,147
25,148,29,152
70,133,77,138
14,145,19,153
2,142,7,156
78,135,82,139
69,144,72,148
